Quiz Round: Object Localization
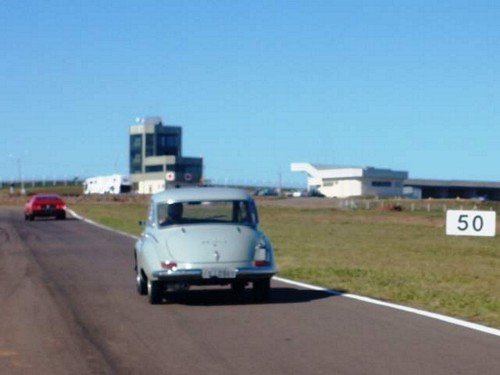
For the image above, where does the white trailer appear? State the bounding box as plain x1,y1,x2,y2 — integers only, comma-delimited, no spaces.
83,174,132,195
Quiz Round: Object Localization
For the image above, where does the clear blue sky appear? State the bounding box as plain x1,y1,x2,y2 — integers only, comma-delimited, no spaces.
1,0,499,187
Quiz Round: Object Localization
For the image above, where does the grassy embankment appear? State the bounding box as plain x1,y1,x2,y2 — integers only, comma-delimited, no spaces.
68,197,500,329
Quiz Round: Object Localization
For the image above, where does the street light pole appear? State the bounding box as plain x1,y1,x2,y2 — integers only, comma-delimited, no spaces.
9,154,25,195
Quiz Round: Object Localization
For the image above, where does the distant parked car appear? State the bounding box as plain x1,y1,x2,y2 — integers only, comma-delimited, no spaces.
134,187,276,304
290,189,324,198
254,188,278,196
24,194,67,221
307,189,325,197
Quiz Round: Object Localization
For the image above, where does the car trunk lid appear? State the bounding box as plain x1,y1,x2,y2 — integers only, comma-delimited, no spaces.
163,224,256,264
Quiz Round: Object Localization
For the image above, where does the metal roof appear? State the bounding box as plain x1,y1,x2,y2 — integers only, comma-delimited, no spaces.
405,179,500,189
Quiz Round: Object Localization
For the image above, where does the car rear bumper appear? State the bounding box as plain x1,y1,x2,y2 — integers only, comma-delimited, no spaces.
31,209,66,217
152,266,275,283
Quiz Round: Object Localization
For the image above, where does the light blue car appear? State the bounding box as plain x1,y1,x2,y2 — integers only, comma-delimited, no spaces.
134,187,276,304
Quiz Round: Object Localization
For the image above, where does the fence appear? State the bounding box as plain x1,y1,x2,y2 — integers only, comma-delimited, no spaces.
338,198,500,214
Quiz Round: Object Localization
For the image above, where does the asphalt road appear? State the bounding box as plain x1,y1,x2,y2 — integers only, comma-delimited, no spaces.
0,208,499,375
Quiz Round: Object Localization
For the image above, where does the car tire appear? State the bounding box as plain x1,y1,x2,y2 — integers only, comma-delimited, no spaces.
57,212,66,220
148,280,162,305
253,278,271,302
136,270,147,295
29,214,34,221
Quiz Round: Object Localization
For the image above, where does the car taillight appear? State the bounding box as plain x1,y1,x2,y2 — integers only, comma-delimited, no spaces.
161,261,177,270
253,242,269,267
33,204,42,210
254,260,269,267
56,204,66,209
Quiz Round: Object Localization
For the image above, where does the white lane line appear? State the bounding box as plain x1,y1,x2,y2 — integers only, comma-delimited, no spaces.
69,209,500,338
273,276,500,337
67,209,137,240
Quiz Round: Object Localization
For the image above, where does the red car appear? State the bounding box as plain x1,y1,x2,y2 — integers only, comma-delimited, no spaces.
24,194,67,221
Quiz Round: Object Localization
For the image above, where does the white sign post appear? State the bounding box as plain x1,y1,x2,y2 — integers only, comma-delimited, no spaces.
446,210,496,237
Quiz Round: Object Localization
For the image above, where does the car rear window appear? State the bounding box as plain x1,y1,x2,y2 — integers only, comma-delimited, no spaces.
157,200,257,227
35,195,62,202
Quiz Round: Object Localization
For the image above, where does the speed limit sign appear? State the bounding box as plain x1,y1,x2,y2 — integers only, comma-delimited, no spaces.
446,210,496,237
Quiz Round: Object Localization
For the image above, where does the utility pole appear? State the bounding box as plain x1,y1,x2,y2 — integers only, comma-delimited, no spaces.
9,154,25,195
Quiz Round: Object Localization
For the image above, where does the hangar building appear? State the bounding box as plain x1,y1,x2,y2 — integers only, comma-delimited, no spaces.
291,163,500,200
291,163,408,198
129,117,203,193
404,179,500,201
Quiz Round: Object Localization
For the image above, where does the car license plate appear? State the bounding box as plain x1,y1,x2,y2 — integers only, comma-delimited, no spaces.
202,268,236,279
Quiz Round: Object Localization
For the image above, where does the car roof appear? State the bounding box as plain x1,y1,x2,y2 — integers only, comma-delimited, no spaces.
151,187,253,204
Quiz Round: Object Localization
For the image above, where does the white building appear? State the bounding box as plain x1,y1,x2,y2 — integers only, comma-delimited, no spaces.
129,117,203,192
291,163,408,198
138,179,166,195
83,174,132,195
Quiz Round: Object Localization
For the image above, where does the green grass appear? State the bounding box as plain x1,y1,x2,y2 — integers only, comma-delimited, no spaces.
71,201,147,236
61,200,500,328
259,206,500,328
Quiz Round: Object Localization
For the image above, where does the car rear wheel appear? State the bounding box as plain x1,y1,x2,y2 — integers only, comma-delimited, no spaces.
253,278,271,302
148,280,162,304
136,270,147,295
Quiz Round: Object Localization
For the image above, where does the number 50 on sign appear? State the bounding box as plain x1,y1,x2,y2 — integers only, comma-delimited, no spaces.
446,210,496,237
